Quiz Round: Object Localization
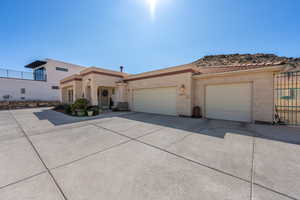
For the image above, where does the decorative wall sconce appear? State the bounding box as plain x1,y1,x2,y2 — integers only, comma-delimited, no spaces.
179,84,186,95
86,78,91,86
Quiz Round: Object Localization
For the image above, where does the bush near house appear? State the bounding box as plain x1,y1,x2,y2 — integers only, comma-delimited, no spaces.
87,106,101,115
53,98,101,117
54,104,69,111
71,98,89,112
53,104,71,114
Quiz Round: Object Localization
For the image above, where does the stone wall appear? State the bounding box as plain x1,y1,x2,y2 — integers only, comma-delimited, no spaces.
193,53,300,67
0,101,60,110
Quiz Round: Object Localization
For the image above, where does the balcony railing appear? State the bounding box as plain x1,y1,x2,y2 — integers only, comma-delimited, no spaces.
0,68,46,81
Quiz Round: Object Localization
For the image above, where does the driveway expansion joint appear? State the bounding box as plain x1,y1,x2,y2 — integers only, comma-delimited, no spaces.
164,133,195,149
50,139,133,171
88,122,165,140
49,120,165,171
27,123,91,138
253,183,299,200
9,111,69,200
91,122,252,184
0,171,47,190
247,128,299,200
250,131,256,200
4,111,299,200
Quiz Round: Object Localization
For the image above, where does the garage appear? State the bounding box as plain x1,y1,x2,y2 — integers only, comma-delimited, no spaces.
133,87,177,116
205,83,252,122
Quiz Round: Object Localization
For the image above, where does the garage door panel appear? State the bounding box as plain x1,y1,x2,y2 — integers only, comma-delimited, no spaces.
133,87,177,116
206,83,252,122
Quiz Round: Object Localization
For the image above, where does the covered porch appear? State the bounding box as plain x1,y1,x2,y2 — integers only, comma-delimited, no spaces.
83,84,117,110
60,69,128,110
97,86,116,110
61,86,74,104
61,75,83,104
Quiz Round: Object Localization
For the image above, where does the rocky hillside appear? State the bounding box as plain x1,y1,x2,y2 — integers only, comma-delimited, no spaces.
192,53,300,67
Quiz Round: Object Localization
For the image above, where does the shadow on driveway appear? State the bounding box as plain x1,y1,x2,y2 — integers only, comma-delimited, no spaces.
33,109,132,126
34,109,300,145
118,112,300,145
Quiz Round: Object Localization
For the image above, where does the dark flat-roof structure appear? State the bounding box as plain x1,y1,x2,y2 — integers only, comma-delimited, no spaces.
25,60,47,69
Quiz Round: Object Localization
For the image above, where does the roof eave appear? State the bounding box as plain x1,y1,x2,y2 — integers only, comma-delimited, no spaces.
60,74,82,84
192,65,286,79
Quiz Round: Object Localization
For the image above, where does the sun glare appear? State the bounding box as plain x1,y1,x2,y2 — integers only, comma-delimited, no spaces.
147,0,158,19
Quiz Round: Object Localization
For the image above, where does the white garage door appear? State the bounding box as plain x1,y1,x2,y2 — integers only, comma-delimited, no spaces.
133,87,177,116
205,83,252,122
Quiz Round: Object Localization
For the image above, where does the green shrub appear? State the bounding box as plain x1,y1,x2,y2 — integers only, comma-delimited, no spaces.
87,106,100,115
53,104,73,114
70,104,76,115
72,98,89,111
54,104,69,110
65,104,72,114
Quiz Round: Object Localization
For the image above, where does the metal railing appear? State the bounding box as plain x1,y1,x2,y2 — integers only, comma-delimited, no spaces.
274,71,300,126
0,68,46,81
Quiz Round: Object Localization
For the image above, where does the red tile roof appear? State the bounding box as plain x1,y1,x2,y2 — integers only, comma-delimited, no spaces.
196,61,285,74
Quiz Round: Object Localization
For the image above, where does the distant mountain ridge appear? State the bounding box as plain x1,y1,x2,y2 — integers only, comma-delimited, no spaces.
192,53,300,67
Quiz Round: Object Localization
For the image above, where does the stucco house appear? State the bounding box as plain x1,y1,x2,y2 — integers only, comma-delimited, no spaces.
0,59,85,101
60,54,300,124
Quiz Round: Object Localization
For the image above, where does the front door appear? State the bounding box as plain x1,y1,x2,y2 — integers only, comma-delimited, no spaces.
100,88,109,109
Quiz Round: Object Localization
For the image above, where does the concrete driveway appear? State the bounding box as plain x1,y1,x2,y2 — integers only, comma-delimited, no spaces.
0,108,300,200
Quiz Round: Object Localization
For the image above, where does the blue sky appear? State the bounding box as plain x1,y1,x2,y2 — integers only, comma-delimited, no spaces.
1,0,299,73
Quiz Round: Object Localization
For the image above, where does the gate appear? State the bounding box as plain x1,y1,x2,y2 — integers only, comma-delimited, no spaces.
274,71,300,126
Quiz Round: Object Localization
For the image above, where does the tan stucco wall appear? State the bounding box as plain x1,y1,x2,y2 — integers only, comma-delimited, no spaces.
82,73,122,105
116,83,128,102
60,80,82,104
74,80,83,100
88,74,122,87
59,65,279,123
61,73,123,105
43,59,85,100
125,64,196,80
126,72,193,116
61,87,71,103
193,71,274,123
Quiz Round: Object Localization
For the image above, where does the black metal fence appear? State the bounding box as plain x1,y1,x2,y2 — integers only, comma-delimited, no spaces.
274,71,300,126
0,68,35,80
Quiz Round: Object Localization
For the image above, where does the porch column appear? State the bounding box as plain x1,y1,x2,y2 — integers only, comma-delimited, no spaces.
116,82,128,103
73,80,83,101
61,87,68,103
83,83,92,103
90,84,98,106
